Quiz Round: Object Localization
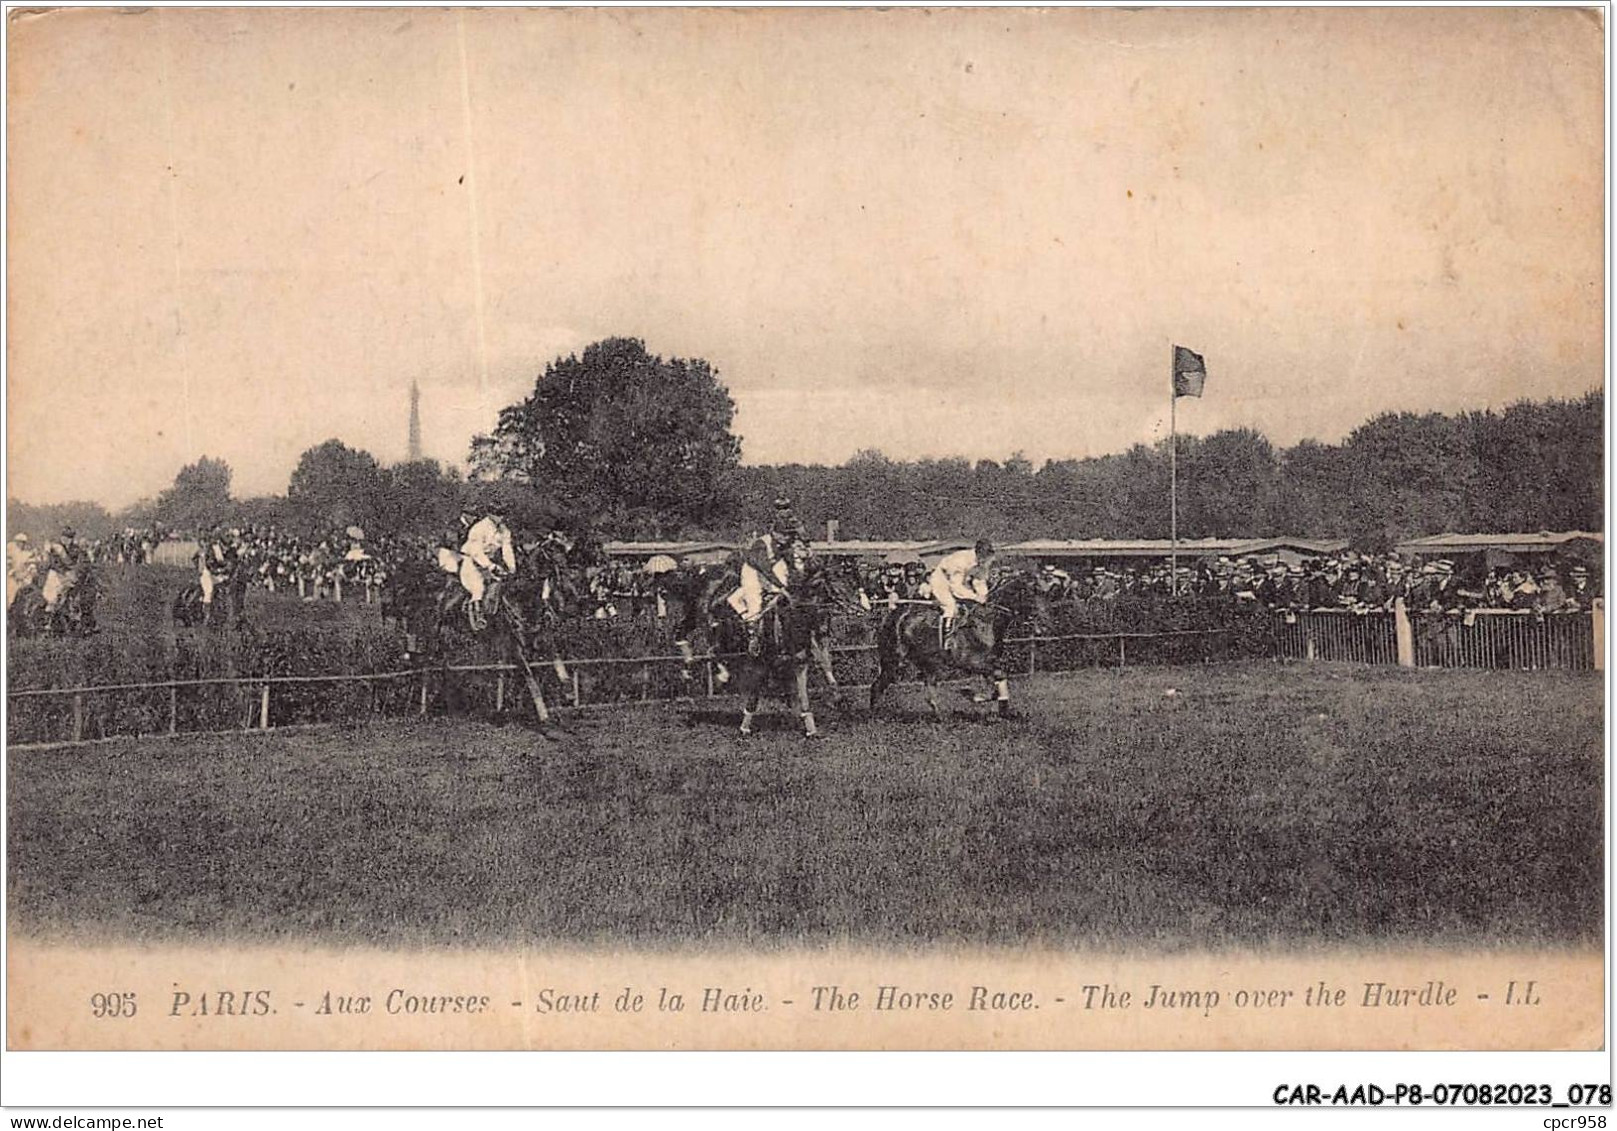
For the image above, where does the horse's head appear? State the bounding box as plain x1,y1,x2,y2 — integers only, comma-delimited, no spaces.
989,571,1054,637
516,540,586,620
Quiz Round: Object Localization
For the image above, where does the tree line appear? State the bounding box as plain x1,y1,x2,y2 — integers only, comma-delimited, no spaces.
8,337,1602,551
734,392,1604,549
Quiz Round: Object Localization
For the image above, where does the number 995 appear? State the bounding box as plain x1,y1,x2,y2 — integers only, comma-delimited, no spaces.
90,991,137,1018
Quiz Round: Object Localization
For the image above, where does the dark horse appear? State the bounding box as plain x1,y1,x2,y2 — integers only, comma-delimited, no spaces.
9,565,99,638
670,553,844,695
869,572,1051,719
382,539,582,736
673,546,847,736
172,565,250,630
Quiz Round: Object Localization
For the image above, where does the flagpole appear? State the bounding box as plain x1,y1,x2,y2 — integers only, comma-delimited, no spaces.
1170,346,1178,597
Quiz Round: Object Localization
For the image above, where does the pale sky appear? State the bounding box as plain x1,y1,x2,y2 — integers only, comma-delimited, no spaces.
6,6,1604,507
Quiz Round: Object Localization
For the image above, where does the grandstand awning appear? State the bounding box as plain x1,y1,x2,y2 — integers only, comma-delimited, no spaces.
602,540,733,561
1003,537,1347,561
1395,532,1603,560
809,539,933,559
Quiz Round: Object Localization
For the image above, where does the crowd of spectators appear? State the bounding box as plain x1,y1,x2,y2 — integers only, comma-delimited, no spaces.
850,552,1603,617
15,524,1607,622
79,525,397,601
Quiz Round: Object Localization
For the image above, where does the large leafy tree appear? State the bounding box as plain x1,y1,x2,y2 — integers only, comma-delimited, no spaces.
372,459,471,540
287,439,383,535
154,456,233,532
469,337,742,538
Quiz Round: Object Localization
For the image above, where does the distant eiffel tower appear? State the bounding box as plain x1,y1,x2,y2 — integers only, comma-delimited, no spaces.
407,379,423,462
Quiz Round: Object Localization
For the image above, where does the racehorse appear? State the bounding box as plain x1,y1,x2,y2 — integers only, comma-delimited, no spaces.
172,565,249,630
382,536,583,737
869,571,1051,719
8,565,99,638
672,545,841,736
670,553,845,693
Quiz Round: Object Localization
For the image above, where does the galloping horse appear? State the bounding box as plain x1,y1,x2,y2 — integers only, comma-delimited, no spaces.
673,545,838,736
670,553,844,693
869,572,1051,719
9,565,99,638
172,564,249,630
382,537,583,736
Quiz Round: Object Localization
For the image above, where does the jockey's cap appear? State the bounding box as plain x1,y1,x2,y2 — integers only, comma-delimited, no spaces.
61,527,76,539
773,494,792,510
974,538,995,557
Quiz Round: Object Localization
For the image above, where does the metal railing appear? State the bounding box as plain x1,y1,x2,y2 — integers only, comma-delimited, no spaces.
1410,609,1597,671
1274,611,1398,665
1275,606,1600,671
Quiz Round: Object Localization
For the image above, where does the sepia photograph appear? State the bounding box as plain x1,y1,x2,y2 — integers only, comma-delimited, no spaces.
2,1,1607,1086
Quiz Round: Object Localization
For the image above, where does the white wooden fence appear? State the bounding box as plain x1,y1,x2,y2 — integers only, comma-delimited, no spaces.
1275,599,1604,672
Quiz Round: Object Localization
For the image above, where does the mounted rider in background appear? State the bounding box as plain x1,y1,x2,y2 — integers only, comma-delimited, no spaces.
930,538,996,646
197,528,240,612
459,507,516,631
41,526,89,614
7,533,37,607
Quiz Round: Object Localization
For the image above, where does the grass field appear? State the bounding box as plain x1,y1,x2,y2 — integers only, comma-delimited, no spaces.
6,661,1603,951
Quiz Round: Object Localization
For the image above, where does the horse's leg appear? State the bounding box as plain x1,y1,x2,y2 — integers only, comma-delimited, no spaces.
813,631,837,687
870,621,905,710
504,632,557,739
993,663,1012,717
868,666,885,709
739,685,759,736
924,670,942,720
797,662,819,738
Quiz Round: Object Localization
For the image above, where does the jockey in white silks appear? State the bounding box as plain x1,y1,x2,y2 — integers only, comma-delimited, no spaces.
729,531,794,654
197,531,235,608
7,534,36,606
929,539,996,641
41,528,86,612
459,510,515,630
728,495,809,655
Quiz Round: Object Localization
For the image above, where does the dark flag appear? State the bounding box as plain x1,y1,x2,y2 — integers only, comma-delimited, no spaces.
1172,345,1207,398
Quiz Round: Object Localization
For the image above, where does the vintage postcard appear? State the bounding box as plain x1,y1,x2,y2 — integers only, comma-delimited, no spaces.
3,3,1606,1091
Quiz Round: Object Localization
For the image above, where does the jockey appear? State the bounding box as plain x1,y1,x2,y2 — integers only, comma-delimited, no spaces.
197,528,238,609
459,506,515,630
930,538,995,642
6,533,36,606
729,495,806,654
41,526,85,612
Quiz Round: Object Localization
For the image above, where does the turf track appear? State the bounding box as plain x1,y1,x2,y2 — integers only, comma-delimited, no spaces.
6,662,1602,951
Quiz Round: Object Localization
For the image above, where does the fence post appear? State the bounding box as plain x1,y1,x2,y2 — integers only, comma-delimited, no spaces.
1118,636,1127,668
1394,598,1415,668
168,685,178,734
72,693,84,743
1593,599,1605,672
573,669,582,707
1028,637,1037,675
418,674,429,717
259,683,271,730
495,672,506,713
706,659,715,698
